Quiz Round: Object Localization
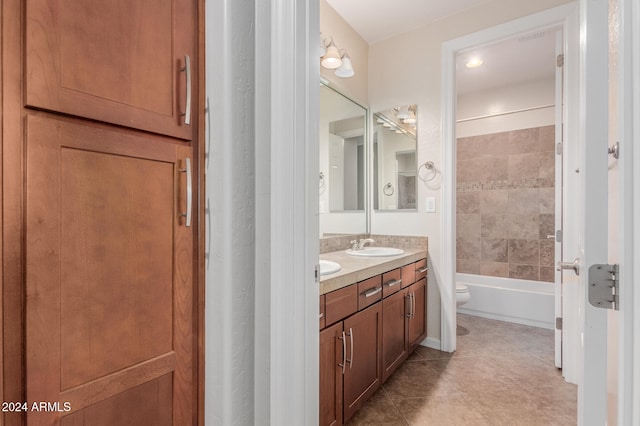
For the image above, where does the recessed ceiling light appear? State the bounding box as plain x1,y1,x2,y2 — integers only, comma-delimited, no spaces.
466,58,483,68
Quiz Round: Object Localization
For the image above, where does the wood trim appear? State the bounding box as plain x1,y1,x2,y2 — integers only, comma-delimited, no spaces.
2,0,26,424
325,285,358,327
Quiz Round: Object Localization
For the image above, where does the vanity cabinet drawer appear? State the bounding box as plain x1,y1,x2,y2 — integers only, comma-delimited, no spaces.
382,268,402,298
320,295,326,330
358,275,382,310
325,285,358,326
401,263,415,289
415,258,428,281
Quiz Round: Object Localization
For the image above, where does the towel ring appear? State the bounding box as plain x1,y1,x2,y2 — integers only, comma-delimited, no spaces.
383,183,394,196
418,161,437,182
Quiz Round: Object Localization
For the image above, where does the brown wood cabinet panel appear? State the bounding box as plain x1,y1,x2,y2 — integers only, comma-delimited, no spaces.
382,268,402,298
382,289,409,382
325,285,358,326
408,278,428,351
343,303,382,423
357,275,382,310
25,115,194,424
401,263,415,289
320,322,343,426
25,0,196,140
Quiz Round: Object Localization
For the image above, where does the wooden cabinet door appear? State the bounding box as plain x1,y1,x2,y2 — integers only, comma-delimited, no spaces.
25,115,194,425
320,322,343,426
408,278,427,351
25,0,196,140
343,303,382,423
382,289,409,382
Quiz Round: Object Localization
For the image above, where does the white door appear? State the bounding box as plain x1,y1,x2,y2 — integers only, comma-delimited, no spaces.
553,28,564,369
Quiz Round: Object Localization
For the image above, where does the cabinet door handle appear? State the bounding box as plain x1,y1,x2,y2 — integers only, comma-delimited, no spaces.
362,287,382,298
179,158,192,227
347,328,354,369
384,279,402,288
181,55,192,125
406,293,412,318
338,331,346,374
417,267,428,274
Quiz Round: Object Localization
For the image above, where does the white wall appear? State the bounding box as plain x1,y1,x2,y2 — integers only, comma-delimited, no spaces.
457,77,556,137
368,0,573,346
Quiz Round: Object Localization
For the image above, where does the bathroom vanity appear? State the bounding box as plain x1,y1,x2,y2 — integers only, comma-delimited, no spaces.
319,240,428,425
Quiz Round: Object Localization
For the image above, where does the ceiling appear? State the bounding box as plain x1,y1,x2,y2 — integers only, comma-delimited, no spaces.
326,0,495,44
325,0,558,95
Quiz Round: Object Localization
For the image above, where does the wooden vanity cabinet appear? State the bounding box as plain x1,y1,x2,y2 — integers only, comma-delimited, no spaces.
320,258,426,425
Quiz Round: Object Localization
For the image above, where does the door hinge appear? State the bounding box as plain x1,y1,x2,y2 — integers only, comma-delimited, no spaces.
588,264,619,310
556,142,563,155
557,54,565,67
315,264,320,283
555,317,563,330
556,229,563,243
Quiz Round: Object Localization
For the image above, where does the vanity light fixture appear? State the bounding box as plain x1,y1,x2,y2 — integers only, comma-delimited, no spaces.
334,51,355,78
320,35,354,78
321,39,342,69
396,105,410,120
466,57,484,68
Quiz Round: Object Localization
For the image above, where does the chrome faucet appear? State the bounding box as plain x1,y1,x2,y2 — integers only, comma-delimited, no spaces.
357,238,375,250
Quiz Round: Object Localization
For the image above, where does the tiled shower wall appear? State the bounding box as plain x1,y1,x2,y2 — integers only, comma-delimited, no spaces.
456,126,555,282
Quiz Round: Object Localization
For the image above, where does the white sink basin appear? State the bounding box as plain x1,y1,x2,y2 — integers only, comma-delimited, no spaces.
345,247,405,257
319,260,342,275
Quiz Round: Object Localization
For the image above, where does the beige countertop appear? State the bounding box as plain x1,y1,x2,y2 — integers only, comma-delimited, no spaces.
319,248,428,295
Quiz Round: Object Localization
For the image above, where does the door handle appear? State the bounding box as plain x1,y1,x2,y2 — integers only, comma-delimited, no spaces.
179,158,192,227
181,55,192,125
557,258,580,276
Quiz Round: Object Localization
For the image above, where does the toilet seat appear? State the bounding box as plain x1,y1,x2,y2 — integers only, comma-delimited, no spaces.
455,284,470,307
456,284,468,293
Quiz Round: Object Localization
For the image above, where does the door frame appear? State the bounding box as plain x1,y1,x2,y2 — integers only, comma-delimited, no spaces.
440,3,579,354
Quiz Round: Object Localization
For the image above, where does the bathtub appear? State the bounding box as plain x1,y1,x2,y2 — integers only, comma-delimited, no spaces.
456,273,555,330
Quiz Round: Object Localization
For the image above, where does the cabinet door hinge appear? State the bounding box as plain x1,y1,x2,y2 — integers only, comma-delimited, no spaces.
588,264,619,310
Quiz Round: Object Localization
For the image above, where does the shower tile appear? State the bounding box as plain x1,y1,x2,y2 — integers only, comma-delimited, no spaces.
481,214,509,238
540,267,555,282
457,214,481,239
539,151,555,179
539,187,555,214
457,132,509,160
509,264,539,280
507,188,539,215
457,258,480,274
457,237,481,261
458,155,508,183
457,191,481,214
479,190,509,214
508,239,539,265
540,239,555,266
539,214,555,239
508,152,540,180
507,214,540,239
508,127,539,154
481,239,508,262
538,125,556,151
479,262,509,277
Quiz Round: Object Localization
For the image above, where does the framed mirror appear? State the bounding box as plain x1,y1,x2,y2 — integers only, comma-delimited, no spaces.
373,105,418,210
319,83,368,236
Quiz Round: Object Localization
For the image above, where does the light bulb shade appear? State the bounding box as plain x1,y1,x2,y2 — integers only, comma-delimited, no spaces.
396,105,410,120
321,43,342,69
334,56,354,78
403,109,416,124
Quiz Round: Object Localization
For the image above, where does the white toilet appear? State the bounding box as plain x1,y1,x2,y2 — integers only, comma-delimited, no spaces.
456,284,470,307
